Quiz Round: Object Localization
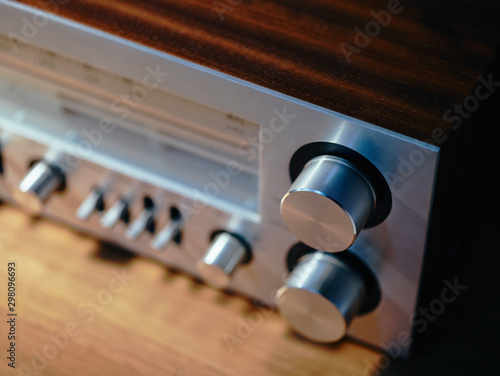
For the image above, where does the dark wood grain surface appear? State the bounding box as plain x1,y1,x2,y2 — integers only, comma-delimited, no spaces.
13,0,500,141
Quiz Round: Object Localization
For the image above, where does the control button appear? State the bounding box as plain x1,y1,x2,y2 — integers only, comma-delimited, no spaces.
150,219,182,251
151,208,183,251
281,155,376,252
0,143,4,176
275,252,366,343
196,232,251,289
13,160,65,214
76,188,105,221
101,198,130,229
125,197,155,240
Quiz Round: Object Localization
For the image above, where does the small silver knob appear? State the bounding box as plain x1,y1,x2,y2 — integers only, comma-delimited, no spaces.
14,160,65,214
196,232,250,289
281,155,376,252
276,252,366,343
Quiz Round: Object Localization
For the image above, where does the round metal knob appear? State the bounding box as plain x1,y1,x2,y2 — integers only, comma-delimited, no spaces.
196,232,250,289
275,252,366,343
13,160,65,214
281,155,376,252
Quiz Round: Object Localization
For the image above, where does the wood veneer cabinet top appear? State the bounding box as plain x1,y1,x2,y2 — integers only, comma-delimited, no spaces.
15,0,500,141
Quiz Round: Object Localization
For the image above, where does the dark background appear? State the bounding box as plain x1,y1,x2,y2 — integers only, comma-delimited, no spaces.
382,52,500,376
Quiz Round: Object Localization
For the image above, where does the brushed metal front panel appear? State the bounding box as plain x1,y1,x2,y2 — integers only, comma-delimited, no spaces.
0,1,440,355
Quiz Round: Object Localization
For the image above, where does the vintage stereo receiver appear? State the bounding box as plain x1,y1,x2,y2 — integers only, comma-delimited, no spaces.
0,0,499,357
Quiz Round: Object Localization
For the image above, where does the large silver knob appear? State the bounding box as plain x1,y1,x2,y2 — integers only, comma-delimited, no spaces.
281,155,376,252
275,252,366,343
196,232,250,289
14,160,65,214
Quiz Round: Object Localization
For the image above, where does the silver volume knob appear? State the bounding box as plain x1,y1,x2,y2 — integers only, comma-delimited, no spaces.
196,232,250,289
14,160,65,214
281,155,376,252
276,252,366,343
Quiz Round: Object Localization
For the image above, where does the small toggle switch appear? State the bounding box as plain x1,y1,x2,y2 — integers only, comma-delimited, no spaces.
125,196,156,240
100,198,130,229
151,207,183,251
76,188,105,221
0,142,4,176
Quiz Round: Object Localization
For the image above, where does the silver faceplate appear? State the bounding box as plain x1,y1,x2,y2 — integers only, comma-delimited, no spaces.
0,0,440,355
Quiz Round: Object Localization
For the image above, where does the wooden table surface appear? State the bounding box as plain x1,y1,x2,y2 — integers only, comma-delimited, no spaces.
0,205,380,376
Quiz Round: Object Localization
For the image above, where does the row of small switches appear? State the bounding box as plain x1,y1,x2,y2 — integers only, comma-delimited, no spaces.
15,159,250,289
76,188,182,251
